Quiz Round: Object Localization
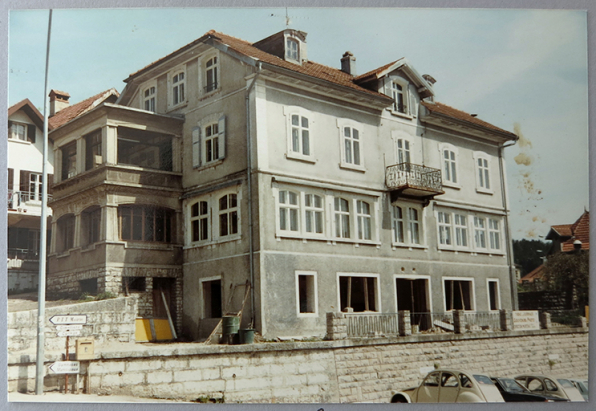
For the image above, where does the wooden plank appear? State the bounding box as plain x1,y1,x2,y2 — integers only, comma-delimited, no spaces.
161,289,177,339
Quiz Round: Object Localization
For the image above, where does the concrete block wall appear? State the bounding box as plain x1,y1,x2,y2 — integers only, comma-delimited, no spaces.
7,296,138,352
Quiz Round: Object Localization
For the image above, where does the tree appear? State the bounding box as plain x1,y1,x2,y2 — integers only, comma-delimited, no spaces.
543,251,589,311
513,239,550,276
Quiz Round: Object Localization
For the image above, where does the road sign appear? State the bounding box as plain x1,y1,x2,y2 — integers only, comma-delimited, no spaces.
56,324,83,331
49,315,87,325
49,361,80,374
57,330,81,337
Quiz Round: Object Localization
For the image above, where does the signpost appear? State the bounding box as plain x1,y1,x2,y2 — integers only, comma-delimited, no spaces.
50,315,87,325
50,315,88,393
49,361,80,374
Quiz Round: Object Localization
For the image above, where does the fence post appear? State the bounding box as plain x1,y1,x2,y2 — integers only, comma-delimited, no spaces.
398,310,411,336
499,309,512,331
539,312,551,329
453,310,466,334
326,312,347,340
578,316,588,329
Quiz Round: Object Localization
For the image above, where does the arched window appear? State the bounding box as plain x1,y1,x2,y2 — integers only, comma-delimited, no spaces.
218,194,238,237
279,190,299,232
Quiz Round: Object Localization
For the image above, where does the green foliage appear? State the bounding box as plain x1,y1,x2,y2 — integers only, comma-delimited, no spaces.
513,239,550,276
95,291,117,301
78,292,94,302
194,395,224,403
543,251,589,308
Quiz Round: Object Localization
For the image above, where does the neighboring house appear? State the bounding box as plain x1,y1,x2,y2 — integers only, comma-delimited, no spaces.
46,29,518,339
7,99,54,293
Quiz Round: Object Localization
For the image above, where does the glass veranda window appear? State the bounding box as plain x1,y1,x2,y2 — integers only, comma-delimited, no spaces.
304,194,323,234
334,198,350,238
279,190,299,232
356,200,372,240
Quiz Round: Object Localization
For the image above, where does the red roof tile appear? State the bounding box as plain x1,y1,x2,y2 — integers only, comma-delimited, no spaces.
421,101,517,138
8,98,45,130
519,264,546,283
550,224,573,237
560,211,589,252
353,60,401,82
49,89,119,130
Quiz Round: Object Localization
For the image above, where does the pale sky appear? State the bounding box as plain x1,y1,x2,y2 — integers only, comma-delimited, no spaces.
6,7,589,240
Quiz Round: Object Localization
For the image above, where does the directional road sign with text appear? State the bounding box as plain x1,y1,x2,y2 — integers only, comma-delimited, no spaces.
49,315,87,325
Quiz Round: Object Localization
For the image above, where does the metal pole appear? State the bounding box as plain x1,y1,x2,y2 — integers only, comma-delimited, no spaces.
35,9,52,395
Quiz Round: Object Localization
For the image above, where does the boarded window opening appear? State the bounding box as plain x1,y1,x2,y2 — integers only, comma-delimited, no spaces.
298,274,316,314
396,278,430,330
339,276,377,312
488,280,499,310
444,279,473,311
79,278,98,295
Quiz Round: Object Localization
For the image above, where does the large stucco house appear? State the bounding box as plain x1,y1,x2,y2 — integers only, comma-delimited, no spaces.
47,29,518,339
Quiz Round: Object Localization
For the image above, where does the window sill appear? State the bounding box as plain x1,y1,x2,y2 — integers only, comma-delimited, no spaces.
297,313,319,318
333,238,381,247
476,188,494,195
8,138,32,145
285,153,316,164
195,159,224,171
442,181,461,190
199,88,221,101
388,109,414,120
185,235,242,249
339,163,366,173
437,246,473,253
392,243,428,251
123,241,178,250
166,101,188,112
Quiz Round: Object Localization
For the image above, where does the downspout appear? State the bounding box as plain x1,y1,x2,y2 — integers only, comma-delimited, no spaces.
246,63,262,327
499,140,518,310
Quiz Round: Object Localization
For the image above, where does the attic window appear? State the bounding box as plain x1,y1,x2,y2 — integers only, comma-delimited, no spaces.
286,38,299,61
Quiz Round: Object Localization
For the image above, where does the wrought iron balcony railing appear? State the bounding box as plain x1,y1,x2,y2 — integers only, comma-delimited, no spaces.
8,190,53,209
385,162,443,195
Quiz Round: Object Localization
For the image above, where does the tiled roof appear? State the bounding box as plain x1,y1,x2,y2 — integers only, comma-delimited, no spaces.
8,98,45,130
127,30,389,100
519,264,546,283
353,60,400,82
421,101,517,138
49,88,120,130
550,224,573,237
561,211,590,252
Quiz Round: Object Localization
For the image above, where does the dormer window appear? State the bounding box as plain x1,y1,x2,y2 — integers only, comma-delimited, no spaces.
392,83,405,113
286,38,299,61
143,85,156,112
205,57,218,93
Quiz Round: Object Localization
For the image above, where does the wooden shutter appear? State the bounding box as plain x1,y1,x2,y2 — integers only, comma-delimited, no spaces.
47,174,54,195
8,121,13,137
218,115,226,160
27,124,36,144
20,170,31,192
8,168,14,191
192,126,201,168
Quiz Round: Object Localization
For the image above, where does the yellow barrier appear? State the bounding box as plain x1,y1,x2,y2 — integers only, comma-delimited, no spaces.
135,318,174,342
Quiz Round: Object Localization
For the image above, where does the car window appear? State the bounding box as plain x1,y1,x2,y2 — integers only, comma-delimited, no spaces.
557,379,573,389
544,379,558,392
460,374,473,388
500,378,526,393
527,378,544,392
423,372,440,387
441,373,459,387
473,374,494,385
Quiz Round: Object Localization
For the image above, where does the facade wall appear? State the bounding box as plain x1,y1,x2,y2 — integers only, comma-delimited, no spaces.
8,330,588,403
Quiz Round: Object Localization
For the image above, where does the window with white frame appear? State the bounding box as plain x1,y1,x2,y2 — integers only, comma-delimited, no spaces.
473,216,487,249
356,200,372,241
143,85,156,112
9,121,30,141
218,194,238,237
204,123,220,163
339,274,379,312
396,138,411,164
205,56,218,93
192,115,226,168
440,144,458,185
296,271,317,315
190,201,209,243
392,82,406,113
304,194,324,234
286,38,299,61
437,211,452,246
488,279,500,311
343,126,361,166
488,218,501,251
279,190,300,232
334,197,350,239
454,214,468,247
27,173,42,202
474,152,491,192
392,204,423,246
170,69,185,107
444,278,475,311
290,114,310,156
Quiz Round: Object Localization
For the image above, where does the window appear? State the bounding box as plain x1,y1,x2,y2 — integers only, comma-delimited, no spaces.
28,173,42,202
342,126,361,166
339,274,379,312
356,200,372,240
85,130,102,171
284,107,314,162
123,277,146,293
392,205,423,246
57,214,75,252
143,85,156,112
396,138,411,164
334,197,350,239
61,142,77,180
290,114,310,156
286,38,299,61
79,278,97,295
392,82,405,113
279,190,299,232
9,121,35,142
488,219,501,250
296,272,317,315
117,128,173,171
488,279,500,310
424,372,440,387
474,217,487,249
444,278,474,311
218,194,238,237
83,207,101,246
440,144,458,185
438,211,452,246
454,214,468,247
442,373,459,387
170,69,185,107
118,205,173,243
304,194,323,234
193,115,226,168
190,201,209,242
202,279,222,318
205,57,218,93
477,157,490,190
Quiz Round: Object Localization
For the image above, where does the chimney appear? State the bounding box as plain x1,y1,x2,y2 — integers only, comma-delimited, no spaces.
49,89,70,116
341,51,356,76
422,74,437,86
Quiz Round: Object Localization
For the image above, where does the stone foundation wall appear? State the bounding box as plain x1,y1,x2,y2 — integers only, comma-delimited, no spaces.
8,329,588,403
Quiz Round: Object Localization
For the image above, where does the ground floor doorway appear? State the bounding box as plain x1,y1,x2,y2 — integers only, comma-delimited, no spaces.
396,277,431,330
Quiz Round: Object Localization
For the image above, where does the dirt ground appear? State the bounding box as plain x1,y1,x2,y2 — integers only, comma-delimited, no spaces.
8,292,82,312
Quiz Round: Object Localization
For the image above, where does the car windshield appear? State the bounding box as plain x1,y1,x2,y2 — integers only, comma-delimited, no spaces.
473,375,494,385
499,378,528,393
557,379,574,388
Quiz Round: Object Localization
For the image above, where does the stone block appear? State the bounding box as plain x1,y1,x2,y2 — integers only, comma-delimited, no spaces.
182,379,225,393
146,371,173,384
93,361,125,374
126,360,162,372
306,373,330,385
201,367,222,380
221,366,248,379
163,358,188,370
173,369,201,383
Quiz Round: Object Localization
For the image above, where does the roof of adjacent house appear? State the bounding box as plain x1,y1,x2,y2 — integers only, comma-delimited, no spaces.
519,264,546,283
8,98,45,130
49,88,120,130
546,211,590,252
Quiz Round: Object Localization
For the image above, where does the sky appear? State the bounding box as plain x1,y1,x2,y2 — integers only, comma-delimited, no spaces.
6,7,589,241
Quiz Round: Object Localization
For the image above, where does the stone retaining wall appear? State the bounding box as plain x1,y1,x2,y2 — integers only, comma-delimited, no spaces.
8,328,588,403
7,296,138,352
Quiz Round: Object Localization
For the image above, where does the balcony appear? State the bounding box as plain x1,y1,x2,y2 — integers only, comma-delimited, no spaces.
385,163,444,200
8,190,53,210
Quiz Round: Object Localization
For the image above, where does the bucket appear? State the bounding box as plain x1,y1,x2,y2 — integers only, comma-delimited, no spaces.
222,316,240,336
239,328,255,344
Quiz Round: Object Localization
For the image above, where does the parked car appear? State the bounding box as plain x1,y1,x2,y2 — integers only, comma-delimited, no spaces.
569,379,589,401
490,377,569,402
390,370,504,403
514,375,585,402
